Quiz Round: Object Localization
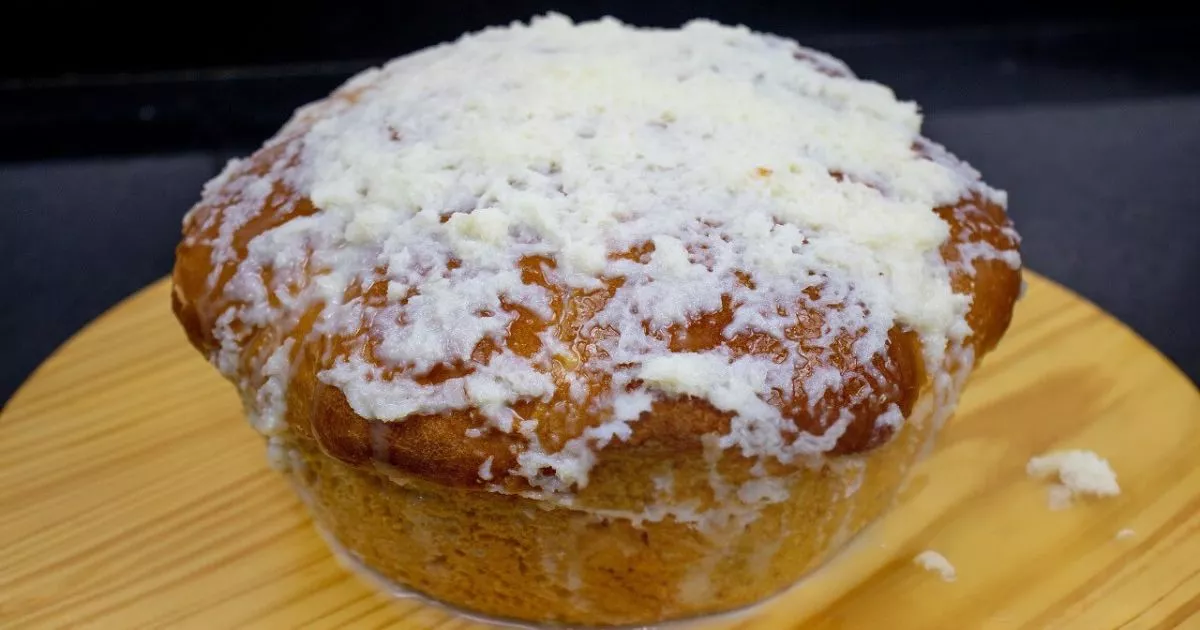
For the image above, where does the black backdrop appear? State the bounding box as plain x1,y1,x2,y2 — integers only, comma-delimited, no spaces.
5,2,1187,77
4,2,1200,160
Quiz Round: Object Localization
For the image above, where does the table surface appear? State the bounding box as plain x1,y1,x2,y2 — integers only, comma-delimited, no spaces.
3,95,1198,404
3,273,1199,629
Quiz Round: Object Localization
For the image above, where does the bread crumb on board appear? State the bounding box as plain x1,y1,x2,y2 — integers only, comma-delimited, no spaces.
1115,528,1136,540
1044,483,1075,511
1026,449,1119,510
913,550,957,582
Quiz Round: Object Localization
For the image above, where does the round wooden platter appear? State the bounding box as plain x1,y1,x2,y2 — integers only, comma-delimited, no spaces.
2,272,1198,630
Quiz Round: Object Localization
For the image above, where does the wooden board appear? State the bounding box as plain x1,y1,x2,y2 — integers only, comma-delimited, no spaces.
2,272,1198,630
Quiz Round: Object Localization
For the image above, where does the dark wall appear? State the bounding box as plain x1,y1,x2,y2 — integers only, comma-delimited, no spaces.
4,1,1190,78
4,2,1199,162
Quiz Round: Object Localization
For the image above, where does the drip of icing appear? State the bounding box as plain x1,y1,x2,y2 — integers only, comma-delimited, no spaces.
192,13,1012,495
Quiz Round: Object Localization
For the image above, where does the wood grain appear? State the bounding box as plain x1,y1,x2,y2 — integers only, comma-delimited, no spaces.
2,272,1198,630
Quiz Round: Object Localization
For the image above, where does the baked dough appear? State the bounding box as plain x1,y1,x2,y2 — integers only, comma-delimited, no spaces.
172,14,1021,626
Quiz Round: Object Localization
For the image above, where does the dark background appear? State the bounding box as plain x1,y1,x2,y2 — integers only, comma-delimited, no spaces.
3,1,1199,403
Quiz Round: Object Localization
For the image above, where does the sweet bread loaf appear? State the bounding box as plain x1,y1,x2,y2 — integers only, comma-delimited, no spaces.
172,14,1021,626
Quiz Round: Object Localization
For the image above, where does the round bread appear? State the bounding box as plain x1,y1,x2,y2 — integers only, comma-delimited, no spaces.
172,15,1021,626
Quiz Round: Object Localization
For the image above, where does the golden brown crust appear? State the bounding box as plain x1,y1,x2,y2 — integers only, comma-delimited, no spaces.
172,72,1020,492
286,380,940,625
173,137,1018,491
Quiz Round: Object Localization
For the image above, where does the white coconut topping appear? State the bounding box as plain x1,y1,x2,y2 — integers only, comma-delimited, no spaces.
914,550,957,582
478,456,495,481
1027,449,1121,510
188,14,1015,494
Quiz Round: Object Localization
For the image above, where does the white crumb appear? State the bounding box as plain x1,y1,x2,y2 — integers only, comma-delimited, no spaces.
1115,528,1136,540
1047,484,1074,511
478,456,495,481
1026,449,1120,509
913,550,956,582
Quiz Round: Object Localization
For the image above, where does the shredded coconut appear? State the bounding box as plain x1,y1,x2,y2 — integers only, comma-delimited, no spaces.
914,550,956,582
190,13,1014,494
1027,449,1120,509
1046,484,1075,511
478,456,495,481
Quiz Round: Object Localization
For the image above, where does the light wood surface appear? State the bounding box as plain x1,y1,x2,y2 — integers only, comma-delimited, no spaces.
2,272,1198,630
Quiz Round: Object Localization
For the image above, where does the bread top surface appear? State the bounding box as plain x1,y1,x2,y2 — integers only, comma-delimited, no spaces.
172,15,1021,494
